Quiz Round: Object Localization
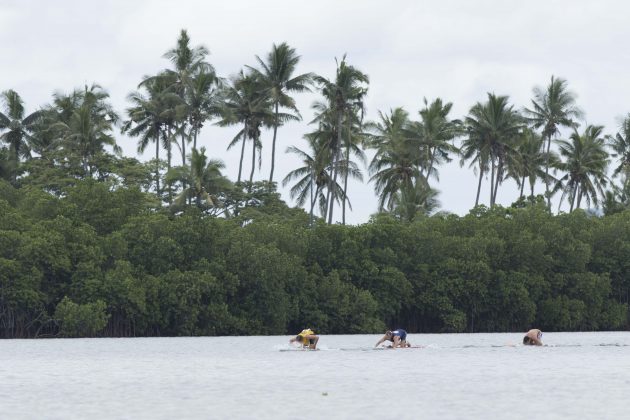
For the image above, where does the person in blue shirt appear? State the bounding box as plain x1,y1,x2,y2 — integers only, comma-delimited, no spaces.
375,329,410,349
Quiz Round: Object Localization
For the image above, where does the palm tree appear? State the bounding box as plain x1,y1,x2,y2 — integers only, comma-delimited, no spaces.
509,128,556,198
459,123,490,208
525,76,582,207
555,125,609,211
367,107,422,211
0,90,42,183
607,113,630,178
55,85,120,178
123,74,181,198
411,97,460,185
299,105,352,221
314,56,369,223
462,93,523,207
283,136,332,225
391,182,441,222
163,29,214,167
187,70,221,152
217,71,274,186
247,42,313,186
165,147,232,211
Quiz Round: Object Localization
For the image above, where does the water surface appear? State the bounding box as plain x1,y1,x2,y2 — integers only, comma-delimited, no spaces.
1,332,629,419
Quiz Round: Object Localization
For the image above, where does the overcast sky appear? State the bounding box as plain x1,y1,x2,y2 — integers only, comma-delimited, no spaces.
2,0,629,223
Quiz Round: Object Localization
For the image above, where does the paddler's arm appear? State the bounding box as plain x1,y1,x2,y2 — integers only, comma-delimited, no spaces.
374,335,387,347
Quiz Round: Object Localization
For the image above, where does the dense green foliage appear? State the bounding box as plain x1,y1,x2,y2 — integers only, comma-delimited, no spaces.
1,179,628,338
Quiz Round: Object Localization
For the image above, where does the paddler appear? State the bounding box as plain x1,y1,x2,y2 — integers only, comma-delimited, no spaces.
522,328,543,346
290,328,319,349
375,329,410,349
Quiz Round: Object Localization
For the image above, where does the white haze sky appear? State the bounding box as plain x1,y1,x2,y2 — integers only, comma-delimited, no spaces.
2,0,629,223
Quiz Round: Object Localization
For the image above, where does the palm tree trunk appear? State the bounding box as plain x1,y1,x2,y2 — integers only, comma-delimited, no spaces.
193,126,198,151
342,116,352,225
13,143,19,184
328,152,340,224
427,146,437,186
576,185,583,209
570,184,577,212
492,159,503,206
490,158,495,207
324,182,332,221
249,135,256,191
327,112,343,224
180,130,187,199
310,173,315,227
181,130,186,166
155,132,161,199
167,129,173,205
544,134,552,208
237,120,248,184
520,175,526,198
475,164,483,207
269,102,279,186
310,184,320,227
166,130,172,172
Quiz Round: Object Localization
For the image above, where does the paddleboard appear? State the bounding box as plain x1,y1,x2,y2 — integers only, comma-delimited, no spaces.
279,348,320,352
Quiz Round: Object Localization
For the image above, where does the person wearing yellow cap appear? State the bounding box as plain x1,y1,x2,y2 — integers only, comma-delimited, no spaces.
289,328,319,349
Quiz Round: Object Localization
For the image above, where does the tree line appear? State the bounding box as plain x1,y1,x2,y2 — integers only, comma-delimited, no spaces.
1,30,630,337
0,177,629,338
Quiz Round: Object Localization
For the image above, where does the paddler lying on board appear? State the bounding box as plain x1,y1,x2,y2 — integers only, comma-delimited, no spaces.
289,328,319,349
375,329,411,349
523,329,543,346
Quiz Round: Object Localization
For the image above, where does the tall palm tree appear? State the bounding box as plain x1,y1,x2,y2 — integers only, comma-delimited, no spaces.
163,29,214,167
555,125,609,211
411,97,460,185
459,124,490,208
300,105,351,220
311,99,367,221
186,70,221,152
314,56,369,223
163,29,212,81
607,113,630,178
217,71,274,186
462,93,523,207
308,99,340,218
247,42,313,186
0,90,42,183
367,107,422,211
123,74,181,198
525,76,582,207
165,147,232,210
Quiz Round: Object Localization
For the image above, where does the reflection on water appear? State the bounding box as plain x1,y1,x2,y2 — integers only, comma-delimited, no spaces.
1,332,629,419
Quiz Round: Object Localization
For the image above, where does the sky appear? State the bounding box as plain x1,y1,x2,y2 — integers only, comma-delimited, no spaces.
1,0,629,224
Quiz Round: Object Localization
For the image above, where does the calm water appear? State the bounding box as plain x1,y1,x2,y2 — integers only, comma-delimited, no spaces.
1,332,629,419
